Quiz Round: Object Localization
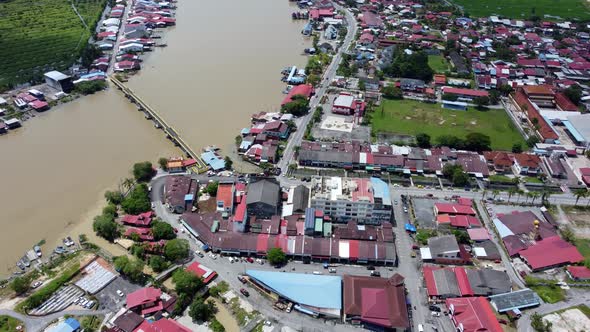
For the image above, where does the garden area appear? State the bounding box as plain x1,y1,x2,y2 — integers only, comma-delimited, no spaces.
370,99,526,150
451,0,590,20
0,0,106,89
0,316,23,332
525,276,565,304
427,55,449,73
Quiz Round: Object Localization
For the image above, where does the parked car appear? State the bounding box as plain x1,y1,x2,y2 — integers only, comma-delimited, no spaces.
240,288,250,297
286,302,293,313
33,245,42,257
312,271,322,275
366,265,375,270
328,268,336,273
237,275,247,284
370,271,381,277
431,311,440,317
429,305,441,312
85,300,95,309
116,290,124,297
31,281,43,289
246,257,254,263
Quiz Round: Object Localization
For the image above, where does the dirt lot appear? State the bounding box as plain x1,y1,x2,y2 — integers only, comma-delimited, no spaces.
543,308,590,331
564,207,590,239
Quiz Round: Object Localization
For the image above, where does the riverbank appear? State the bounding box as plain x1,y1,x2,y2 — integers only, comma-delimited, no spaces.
0,0,312,277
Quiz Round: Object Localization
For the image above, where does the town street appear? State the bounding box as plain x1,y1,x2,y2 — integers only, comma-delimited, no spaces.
278,4,358,175
0,309,109,332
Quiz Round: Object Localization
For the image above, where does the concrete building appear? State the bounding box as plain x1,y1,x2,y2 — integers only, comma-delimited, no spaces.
164,176,198,214
310,177,392,225
44,71,73,93
246,179,281,219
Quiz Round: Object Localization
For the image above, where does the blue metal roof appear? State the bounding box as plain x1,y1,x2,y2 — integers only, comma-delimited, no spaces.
563,120,585,143
49,318,80,332
200,151,226,171
65,318,80,331
493,218,514,238
370,177,391,206
246,270,342,309
405,223,417,232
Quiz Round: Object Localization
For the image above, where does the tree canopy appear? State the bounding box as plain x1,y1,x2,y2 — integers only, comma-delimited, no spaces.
10,276,29,295
114,256,145,283
152,220,176,240
189,297,217,322
281,95,309,116
442,164,470,187
133,161,155,182
415,133,431,148
382,51,434,82
381,85,403,99
122,183,151,215
267,247,287,266
173,269,204,296
164,239,190,262
564,85,582,105
204,181,219,196
104,190,124,205
93,214,119,242
149,256,170,273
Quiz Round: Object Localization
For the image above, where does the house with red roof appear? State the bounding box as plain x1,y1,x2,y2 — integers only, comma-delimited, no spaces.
133,318,191,332
483,151,513,173
512,153,542,175
126,287,165,316
216,182,235,213
124,227,153,241
518,236,584,271
29,100,49,111
343,274,409,330
434,203,476,216
332,92,366,116
433,74,446,85
441,86,488,100
281,84,313,106
445,297,503,332
121,211,154,227
566,266,590,281
186,261,218,284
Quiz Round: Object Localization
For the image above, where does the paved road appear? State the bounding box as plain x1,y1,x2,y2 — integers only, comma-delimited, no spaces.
518,293,590,332
278,4,358,175
0,309,109,332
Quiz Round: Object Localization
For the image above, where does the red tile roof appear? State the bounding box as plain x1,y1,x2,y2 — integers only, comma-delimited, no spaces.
423,266,474,297
281,84,313,105
445,297,503,332
343,274,409,329
555,92,578,112
442,86,489,97
133,318,191,332
567,266,590,280
519,236,584,270
29,100,49,110
513,89,558,140
513,153,541,169
186,261,218,284
216,183,234,211
434,203,476,215
126,287,162,310
122,211,154,227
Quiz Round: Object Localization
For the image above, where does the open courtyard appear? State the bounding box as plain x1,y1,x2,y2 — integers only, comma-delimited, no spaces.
370,99,526,150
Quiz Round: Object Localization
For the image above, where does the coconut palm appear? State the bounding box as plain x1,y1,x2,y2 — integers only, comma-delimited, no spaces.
507,188,517,202
492,190,500,200
530,191,540,204
122,177,135,193
574,188,588,206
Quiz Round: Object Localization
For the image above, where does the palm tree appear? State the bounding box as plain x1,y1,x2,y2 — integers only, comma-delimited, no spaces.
541,189,552,204
492,190,500,200
515,189,524,203
574,188,588,206
122,177,135,193
507,188,516,202
530,191,540,204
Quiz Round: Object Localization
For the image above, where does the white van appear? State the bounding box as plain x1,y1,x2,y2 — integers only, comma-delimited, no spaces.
418,324,424,332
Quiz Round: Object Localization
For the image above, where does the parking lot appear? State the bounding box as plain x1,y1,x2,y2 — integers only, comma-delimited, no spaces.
95,277,141,311
411,197,437,229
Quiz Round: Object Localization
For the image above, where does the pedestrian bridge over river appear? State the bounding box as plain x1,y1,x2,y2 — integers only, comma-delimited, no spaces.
109,75,208,174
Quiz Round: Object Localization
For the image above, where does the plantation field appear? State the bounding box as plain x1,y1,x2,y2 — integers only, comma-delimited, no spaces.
0,0,107,89
371,99,525,151
451,0,590,20
428,55,449,73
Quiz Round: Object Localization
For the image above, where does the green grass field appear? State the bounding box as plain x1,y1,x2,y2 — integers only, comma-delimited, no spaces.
451,0,590,20
428,55,449,73
575,238,590,261
0,0,106,89
371,99,525,151
0,316,22,332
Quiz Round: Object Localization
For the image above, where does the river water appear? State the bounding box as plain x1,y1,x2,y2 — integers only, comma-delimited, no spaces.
0,0,309,276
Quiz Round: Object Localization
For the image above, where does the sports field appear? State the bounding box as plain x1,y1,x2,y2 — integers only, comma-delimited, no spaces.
428,55,449,73
451,0,590,20
0,0,106,89
371,99,525,151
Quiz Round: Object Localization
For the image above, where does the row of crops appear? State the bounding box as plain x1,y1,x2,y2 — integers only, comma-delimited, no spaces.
0,0,106,90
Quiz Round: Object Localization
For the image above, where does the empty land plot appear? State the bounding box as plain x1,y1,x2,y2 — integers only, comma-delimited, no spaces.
0,0,106,88
428,55,449,73
370,99,525,151
451,0,590,20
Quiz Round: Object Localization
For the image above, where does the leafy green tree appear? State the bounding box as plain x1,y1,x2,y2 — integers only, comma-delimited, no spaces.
149,256,170,273
152,220,176,240
451,230,470,244
473,96,490,108
131,244,146,260
209,319,225,332
114,256,144,283
173,269,204,296
512,143,523,153
74,80,107,95
189,297,217,322
224,156,233,170
204,181,219,196
415,133,431,148
93,214,119,242
209,281,229,298
281,95,309,116
102,204,118,219
381,85,403,99
530,312,552,332
122,183,151,214
382,51,434,82
267,247,287,266
498,84,514,96
560,226,577,243
564,85,582,105
158,157,168,171
452,169,470,187
105,190,124,205
436,135,464,149
133,162,155,182
10,276,29,295
526,136,540,147
574,188,588,206
81,44,102,68
164,239,190,262
489,90,501,104
464,132,491,152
